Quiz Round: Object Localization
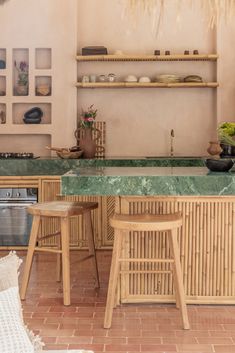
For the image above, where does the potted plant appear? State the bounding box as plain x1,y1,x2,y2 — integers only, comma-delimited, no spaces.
218,122,235,157
14,61,29,96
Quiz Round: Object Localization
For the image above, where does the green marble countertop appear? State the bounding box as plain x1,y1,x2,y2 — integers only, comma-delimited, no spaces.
0,156,204,176
61,166,235,196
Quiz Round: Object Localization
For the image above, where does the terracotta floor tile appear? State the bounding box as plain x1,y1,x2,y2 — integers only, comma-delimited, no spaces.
197,337,233,344
57,336,92,344
105,343,141,351
213,345,235,352
140,344,177,352
12,250,235,353
177,343,214,352
128,337,162,344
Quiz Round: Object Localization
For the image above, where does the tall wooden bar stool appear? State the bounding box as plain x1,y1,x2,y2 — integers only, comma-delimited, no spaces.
104,212,190,330
20,201,100,306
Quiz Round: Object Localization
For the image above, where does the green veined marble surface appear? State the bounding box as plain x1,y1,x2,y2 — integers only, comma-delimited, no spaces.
0,157,204,176
61,166,235,196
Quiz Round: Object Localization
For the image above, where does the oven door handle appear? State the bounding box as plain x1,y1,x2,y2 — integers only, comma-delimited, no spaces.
0,202,36,207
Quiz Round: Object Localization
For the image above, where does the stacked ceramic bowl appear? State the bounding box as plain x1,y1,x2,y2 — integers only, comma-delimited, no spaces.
155,74,181,83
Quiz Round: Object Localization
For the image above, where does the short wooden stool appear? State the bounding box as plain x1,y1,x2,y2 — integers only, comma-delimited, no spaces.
104,212,190,330
20,201,100,306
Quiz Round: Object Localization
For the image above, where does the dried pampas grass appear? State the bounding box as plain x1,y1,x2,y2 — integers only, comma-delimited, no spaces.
125,0,235,34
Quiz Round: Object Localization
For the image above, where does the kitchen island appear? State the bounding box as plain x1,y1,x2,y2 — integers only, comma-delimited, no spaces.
61,166,235,304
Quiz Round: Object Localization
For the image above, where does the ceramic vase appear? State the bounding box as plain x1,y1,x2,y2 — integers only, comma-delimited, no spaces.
15,84,28,96
207,141,222,157
79,128,97,158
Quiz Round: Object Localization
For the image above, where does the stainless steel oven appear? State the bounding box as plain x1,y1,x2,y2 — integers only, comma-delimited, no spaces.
0,188,37,246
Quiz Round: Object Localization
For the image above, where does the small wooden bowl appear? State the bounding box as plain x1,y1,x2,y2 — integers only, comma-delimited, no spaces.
56,150,83,159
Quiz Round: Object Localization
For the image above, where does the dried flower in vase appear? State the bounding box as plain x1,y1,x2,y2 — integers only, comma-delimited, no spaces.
80,104,97,129
15,61,29,86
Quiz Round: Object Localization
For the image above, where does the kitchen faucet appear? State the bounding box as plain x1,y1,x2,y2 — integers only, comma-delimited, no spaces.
170,129,174,157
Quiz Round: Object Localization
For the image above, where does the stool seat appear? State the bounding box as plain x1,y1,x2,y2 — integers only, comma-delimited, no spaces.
104,211,190,330
27,201,98,217
110,212,182,231
20,201,100,306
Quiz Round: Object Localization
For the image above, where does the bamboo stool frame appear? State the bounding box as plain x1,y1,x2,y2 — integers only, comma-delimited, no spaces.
104,212,190,330
20,201,100,306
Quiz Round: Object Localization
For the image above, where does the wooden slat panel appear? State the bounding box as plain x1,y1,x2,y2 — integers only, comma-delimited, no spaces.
115,196,235,304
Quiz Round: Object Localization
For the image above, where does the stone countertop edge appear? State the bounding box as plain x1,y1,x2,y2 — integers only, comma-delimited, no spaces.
61,166,235,196
0,157,205,176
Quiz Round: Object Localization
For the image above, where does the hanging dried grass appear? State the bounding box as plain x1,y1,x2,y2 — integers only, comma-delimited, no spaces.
125,0,235,34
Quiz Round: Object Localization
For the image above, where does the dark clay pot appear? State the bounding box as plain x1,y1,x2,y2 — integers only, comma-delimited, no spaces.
220,144,235,158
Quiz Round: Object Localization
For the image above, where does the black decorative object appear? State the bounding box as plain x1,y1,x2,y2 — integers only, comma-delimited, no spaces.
23,107,43,124
220,143,235,157
0,60,6,69
82,46,108,56
204,158,234,172
154,50,161,55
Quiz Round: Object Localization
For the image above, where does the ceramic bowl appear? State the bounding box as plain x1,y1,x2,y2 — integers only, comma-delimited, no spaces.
139,76,151,83
56,150,83,159
204,158,234,172
124,75,138,82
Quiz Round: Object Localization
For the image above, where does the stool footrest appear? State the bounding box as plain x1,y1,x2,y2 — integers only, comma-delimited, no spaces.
38,231,61,242
119,258,174,263
120,270,172,274
35,247,62,254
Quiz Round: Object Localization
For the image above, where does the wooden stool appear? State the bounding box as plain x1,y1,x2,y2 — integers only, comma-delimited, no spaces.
20,201,100,306
104,212,190,330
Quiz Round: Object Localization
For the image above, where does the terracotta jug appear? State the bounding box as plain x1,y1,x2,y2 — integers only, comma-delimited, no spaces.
75,127,104,158
207,141,222,157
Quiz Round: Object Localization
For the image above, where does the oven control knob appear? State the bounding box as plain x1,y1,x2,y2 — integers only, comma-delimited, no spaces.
6,192,11,197
16,192,21,197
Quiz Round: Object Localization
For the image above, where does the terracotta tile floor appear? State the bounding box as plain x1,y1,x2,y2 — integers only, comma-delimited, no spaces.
13,251,235,352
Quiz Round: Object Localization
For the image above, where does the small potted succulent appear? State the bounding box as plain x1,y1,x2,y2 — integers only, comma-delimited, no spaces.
218,122,235,157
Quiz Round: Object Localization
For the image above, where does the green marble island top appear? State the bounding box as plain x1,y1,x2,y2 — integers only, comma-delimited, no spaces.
0,157,204,176
61,166,235,196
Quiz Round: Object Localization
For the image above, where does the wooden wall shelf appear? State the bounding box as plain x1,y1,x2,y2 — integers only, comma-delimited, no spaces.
76,54,218,62
76,82,219,89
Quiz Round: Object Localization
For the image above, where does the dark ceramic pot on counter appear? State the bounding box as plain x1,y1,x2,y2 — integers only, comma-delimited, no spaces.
220,144,235,158
204,158,234,172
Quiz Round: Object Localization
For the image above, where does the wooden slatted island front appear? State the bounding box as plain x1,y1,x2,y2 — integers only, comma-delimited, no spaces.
61,166,235,305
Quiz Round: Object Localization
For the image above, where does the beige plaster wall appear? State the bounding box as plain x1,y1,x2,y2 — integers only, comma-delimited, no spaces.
77,0,235,157
0,0,235,157
0,0,77,156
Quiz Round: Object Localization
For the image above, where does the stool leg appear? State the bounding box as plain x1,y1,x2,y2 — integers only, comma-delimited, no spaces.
84,210,100,288
20,215,41,300
56,233,62,282
168,231,180,309
104,229,123,329
169,229,190,330
61,217,71,306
